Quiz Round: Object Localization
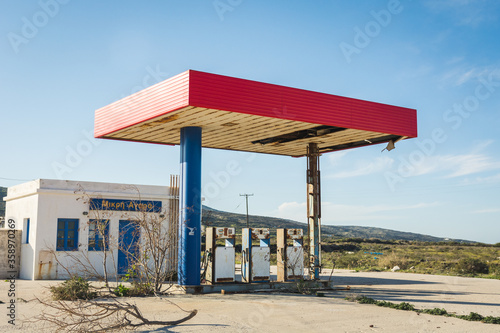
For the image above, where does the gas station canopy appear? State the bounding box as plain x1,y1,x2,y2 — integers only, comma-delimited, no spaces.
95,70,417,157
95,69,417,286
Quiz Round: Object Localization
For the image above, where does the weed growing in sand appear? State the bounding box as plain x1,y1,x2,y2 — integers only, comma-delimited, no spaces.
348,296,500,325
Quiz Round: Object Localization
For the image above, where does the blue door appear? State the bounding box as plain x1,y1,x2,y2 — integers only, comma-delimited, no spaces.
118,220,141,275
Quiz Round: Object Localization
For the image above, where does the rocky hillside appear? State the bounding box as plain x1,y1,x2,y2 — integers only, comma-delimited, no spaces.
202,205,472,243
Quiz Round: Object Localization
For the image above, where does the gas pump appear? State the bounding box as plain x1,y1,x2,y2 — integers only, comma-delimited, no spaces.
205,227,236,284
277,228,304,282
242,228,270,283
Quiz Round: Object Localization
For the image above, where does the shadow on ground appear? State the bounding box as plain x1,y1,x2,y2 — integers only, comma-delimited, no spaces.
330,275,438,286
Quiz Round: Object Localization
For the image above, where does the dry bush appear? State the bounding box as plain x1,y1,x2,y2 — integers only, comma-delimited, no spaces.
50,277,98,301
376,251,411,270
35,297,197,332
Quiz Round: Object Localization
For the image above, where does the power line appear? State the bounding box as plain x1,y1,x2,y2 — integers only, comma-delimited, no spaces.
0,177,33,182
233,201,243,212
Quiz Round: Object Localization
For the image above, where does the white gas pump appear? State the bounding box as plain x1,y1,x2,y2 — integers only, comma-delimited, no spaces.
242,228,270,283
277,228,304,282
205,227,236,284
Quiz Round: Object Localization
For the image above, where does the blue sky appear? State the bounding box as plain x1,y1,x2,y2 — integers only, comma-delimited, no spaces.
1,0,500,243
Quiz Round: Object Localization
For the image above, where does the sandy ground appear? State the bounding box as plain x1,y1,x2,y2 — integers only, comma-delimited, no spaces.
1,268,499,332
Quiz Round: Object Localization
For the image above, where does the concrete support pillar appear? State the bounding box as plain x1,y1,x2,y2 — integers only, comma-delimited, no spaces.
178,127,202,286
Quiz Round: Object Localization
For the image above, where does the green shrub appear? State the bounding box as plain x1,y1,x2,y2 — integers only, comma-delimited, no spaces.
356,296,377,304
355,297,415,311
394,302,415,311
454,258,489,275
488,263,500,275
483,316,500,324
376,300,393,307
130,282,154,296
113,282,154,297
352,296,500,325
423,308,448,315
335,255,361,270
50,277,97,301
459,312,484,322
113,284,130,297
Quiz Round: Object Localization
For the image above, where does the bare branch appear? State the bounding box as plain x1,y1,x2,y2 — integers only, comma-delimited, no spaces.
34,297,197,332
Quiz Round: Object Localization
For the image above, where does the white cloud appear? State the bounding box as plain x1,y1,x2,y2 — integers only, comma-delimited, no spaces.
445,154,500,178
328,156,394,179
460,173,500,185
394,64,434,82
472,139,495,152
411,153,500,178
455,69,476,86
326,141,500,180
394,141,500,178
439,66,499,87
271,201,442,223
327,151,349,166
423,0,496,27
425,0,477,8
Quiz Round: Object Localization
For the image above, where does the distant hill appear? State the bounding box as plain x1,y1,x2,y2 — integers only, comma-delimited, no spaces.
0,186,470,242
202,205,472,243
0,186,6,217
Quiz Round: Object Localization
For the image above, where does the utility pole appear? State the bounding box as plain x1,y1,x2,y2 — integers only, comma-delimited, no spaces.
239,193,254,228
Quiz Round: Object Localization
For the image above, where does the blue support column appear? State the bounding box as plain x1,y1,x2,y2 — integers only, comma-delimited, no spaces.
178,127,202,286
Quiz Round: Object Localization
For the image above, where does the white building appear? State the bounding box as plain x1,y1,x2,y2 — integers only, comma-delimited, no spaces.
4,179,177,280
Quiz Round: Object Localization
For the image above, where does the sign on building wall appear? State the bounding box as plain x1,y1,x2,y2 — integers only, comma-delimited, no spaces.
89,198,162,212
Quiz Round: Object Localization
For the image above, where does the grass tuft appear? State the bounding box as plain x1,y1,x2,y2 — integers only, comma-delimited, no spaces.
351,296,500,325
